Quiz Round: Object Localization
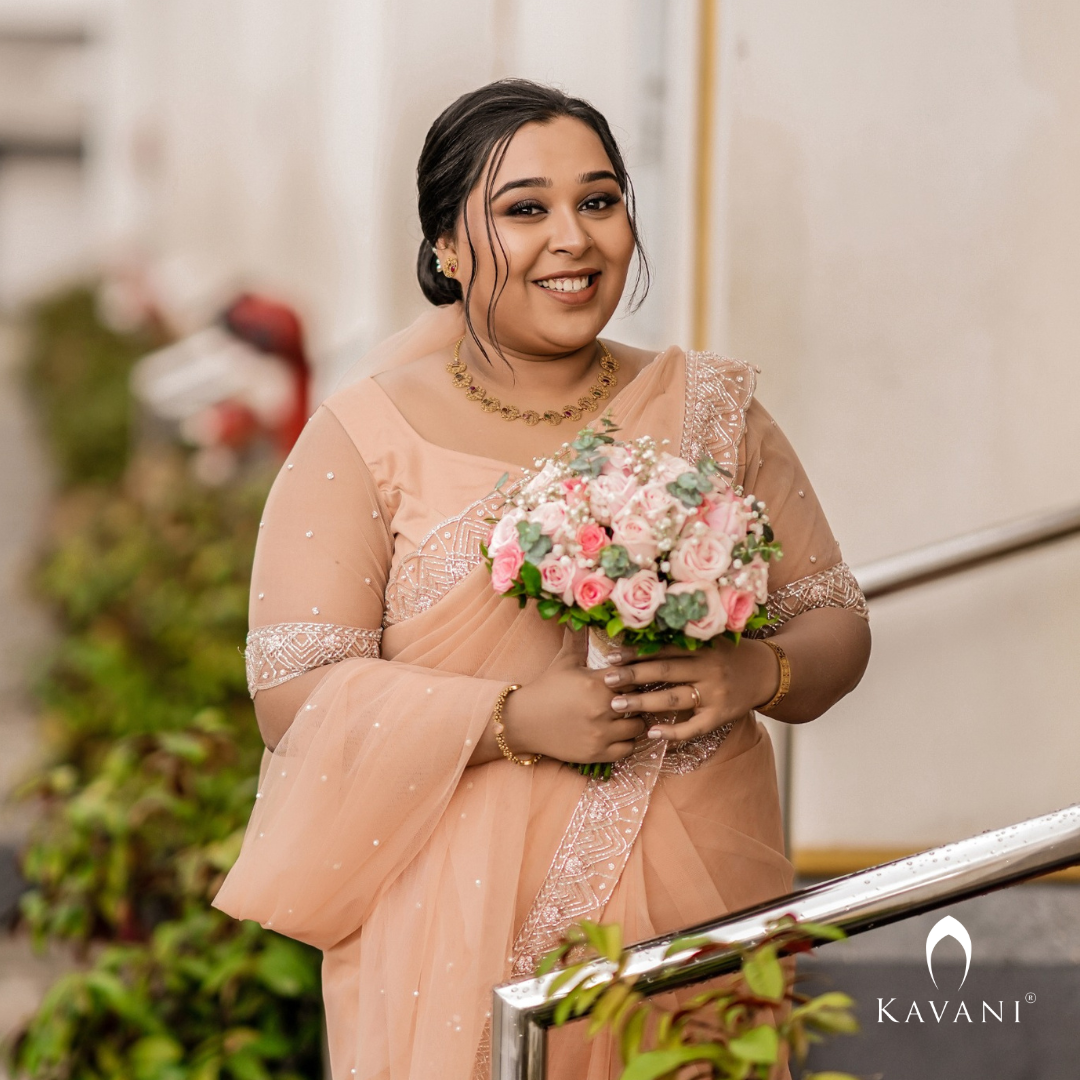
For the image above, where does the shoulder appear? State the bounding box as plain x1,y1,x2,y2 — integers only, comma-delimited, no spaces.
318,374,403,456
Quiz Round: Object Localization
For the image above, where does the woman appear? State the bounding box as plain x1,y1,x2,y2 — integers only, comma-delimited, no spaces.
214,79,871,1079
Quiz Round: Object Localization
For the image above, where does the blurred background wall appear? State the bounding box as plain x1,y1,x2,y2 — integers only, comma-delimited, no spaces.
2,0,1078,868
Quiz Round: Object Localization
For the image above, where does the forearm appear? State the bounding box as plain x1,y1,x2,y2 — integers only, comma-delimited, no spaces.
754,607,871,724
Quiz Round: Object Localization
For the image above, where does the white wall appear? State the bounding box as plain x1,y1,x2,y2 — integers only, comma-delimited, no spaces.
92,0,702,393
717,0,1080,851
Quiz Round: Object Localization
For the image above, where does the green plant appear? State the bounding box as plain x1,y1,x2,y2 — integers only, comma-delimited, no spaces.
23,288,160,488
5,288,324,1079
538,917,860,1080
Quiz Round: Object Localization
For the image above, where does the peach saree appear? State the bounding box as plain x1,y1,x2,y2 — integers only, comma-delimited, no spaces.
213,304,868,1079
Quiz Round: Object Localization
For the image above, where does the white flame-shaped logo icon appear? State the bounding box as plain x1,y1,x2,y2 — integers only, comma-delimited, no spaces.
925,915,972,990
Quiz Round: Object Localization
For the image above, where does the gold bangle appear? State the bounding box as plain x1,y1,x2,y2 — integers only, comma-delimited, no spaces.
492,684,542,766
758,638,791,713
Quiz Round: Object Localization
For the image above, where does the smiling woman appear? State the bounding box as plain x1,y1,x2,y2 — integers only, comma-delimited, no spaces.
212,79,872,1080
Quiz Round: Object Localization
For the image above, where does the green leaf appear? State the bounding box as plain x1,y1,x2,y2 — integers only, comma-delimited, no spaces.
255,937,318,997
587,981,631,1037
535,943,570,977
728,1023,780,1064
742,943,784,1002
131,1034,184,1079
621,1046,727,1080
619,1006,648,1063
605,616,625,638
664,933,710,958
520,561,542,597
547,963,589,1000
537,598,563,620
787,920,848,942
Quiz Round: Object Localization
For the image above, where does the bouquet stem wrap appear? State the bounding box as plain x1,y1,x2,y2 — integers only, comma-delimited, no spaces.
582,626,673,781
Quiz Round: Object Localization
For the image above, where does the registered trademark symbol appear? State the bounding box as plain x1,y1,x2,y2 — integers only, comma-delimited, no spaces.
1025,992,1036,1004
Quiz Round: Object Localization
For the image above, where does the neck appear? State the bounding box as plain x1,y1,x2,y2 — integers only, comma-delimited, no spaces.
459,333,602,398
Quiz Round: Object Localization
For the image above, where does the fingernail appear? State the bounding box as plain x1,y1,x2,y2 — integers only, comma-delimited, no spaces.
611,697,628,710
647,727,663,739
603,671,620,686
608,651,626,664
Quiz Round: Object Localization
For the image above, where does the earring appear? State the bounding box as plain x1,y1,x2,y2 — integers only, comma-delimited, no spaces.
432,247,443,275
443,255,458,278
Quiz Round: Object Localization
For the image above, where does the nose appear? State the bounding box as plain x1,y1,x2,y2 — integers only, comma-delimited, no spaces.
547,204,591,258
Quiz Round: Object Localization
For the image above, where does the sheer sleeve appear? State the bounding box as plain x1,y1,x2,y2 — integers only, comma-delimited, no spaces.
215,401,518,951
245,405,391,697
736,397,869,630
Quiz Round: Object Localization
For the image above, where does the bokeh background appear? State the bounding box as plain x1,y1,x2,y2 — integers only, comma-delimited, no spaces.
0,1,1077,1077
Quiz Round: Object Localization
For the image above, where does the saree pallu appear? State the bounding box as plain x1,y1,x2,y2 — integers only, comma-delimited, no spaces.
214,304,867,1079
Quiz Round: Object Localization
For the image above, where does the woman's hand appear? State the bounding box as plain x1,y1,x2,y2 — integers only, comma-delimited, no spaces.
601,639,780,743
500,650,648,764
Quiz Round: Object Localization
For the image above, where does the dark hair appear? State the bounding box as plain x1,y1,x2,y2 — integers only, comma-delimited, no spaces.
415,78,650,364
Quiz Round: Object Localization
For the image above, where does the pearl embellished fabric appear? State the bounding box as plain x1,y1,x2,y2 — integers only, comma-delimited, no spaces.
245,622,382,694
214,304,862,1080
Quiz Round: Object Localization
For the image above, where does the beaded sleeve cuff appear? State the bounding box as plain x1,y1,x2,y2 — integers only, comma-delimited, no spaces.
749,561,869,637
245,622,382,698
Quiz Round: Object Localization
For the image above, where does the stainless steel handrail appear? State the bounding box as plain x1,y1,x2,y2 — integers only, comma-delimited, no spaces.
773,500,1080,855
853,502,1080,601
491,802,1080,1080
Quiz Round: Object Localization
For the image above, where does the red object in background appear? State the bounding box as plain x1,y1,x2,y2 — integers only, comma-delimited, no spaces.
222,294,310,455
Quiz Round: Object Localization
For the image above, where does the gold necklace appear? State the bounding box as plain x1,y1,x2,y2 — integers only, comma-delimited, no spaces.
446,337,619,426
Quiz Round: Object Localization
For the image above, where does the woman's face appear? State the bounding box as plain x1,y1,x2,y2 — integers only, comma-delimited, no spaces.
442,116,636,358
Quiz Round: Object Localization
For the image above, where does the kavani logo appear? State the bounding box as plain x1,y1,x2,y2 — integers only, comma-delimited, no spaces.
877,915,1037,1025
925,915,971,990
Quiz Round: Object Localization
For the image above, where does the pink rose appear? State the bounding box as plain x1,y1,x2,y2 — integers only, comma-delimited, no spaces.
531,500,569,539
589,472,637,522
539,554,577,604
490,542,525,593
599,444,633,475
561,477,588,505
487,508,525,555
628,480,679,520
611,514,659,567
611,570,666,629
576,522,608,558
653,455,693,484
704,489,749,541
667,581,726,640
718,584,757,633
573,570,615,611
668,532,733,582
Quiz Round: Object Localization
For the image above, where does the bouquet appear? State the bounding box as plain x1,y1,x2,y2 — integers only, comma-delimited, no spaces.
482,419,782,777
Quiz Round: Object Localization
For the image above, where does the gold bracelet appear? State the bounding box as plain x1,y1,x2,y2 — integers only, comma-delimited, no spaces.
758,638,791,713
492,684,542,766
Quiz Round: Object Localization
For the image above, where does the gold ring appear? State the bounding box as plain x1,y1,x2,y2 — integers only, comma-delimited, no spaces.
688,685,701,709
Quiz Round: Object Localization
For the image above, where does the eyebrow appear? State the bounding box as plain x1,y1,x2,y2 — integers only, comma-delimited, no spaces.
491,170,621,201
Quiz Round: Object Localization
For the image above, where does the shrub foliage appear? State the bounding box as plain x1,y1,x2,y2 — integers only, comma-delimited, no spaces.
6,290,324,1080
